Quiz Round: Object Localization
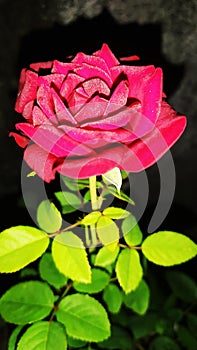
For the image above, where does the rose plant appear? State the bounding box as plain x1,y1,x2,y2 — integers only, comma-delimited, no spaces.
0,44,197,350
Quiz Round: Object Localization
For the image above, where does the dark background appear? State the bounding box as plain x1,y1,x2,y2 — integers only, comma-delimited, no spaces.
0,0,196,347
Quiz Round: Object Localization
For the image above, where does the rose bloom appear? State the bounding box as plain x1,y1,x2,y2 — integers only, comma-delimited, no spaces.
10,44,186,182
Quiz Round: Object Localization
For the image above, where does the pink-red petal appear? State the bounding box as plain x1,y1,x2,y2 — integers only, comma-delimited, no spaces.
94,43,120,68
15,70,38,113
9,132,29,148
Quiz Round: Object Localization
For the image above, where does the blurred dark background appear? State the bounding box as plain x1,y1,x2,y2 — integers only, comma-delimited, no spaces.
0,0,196,346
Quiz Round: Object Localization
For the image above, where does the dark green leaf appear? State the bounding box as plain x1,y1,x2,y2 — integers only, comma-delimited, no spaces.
187,313,197,339
165,270,197,303
39,253,68,289
103,284,123,314
129,313,157,339
98,324,133,349
73,268,110,294
149,335,181,350
123,279,150,315
177,325,197,350
56,294,110,342
0,281,54,324
67,336,87,348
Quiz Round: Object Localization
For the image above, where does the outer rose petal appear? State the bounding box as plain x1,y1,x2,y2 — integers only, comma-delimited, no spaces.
15,70,38,113
94,43,120,68
72,52,111,76
30,61,53,71
24,144,58,182
9,132,29,148
52,61,78,75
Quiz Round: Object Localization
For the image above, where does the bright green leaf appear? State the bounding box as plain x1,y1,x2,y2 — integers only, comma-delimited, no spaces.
55,191,82,214
149,335,181,350
56,294,110,342
98,324,133,349
52,231,91,283
37,200,62,233
82,211,102,225
97,216,119,247
8,326,24,350
115,249,143,294
0,226,49,273
94,246,120,267
73,268,110,294
103,207,130,220
142,231,197,266
0,281,54,324
165,270,197,303
122,215,143,246
39,253,68,289
17,321,67,350
123,279,150,315
102,167,122,193
103,284,123,314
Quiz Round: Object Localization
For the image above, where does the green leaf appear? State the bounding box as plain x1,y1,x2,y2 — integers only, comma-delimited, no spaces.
103,207,130,220
122,215,143,246
39,253,68,289
73,268,110,294
0,281,54,324
0,226,49,273
82,211,101,225
149,335,181,350
102,167,122,193
165,270,197,303
94,246,120,267
98,324,133,349
67,336,87,348
187,313,197,338
96,216,119,247
129,313,157,339
177,325,197,350
20,268,38,278
52,231,91,283
115,248,143,294
55,191,82,214
142,231,197,266
37,200,62,233
123,279,150,315
8,326,24,350
56,294,110,342
103,284,123,314
106,186,135,205
17,321,67,350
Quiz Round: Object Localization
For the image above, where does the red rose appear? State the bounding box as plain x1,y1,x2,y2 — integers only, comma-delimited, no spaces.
10,44,186,182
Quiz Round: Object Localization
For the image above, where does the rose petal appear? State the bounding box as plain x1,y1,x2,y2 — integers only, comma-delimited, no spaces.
74,63,112,87
37,84,57,123
38,74,65,89
60,73,84,101
74,95,107,124
30,61,53,72
104,80,129,115
52,61,78,75
15,69,38,113
72,52,111,76
51,88,77,125
119,55,140,62
16,123,93,157
94,43,120,68
9,132,29,148
82,78,110,97
24,143,58,182
22,100,34,120
32,106,49,126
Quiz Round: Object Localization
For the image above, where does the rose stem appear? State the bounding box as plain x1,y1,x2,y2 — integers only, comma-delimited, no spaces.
89,175,99,246
89,175,99,211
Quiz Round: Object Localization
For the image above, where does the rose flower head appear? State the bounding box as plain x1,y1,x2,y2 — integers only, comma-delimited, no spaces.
10,43,186,182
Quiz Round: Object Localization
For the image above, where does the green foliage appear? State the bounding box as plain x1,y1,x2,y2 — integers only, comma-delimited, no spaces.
123,279,150,315
39,253,68,289
0,281,54,324
94,245,120,267
149,335,181,350
8,326,24,350
103,284,123,314
73,268,110,294
96,216,119,247
56,294,110,342
52,231,91,283
98,324,133,349
55,191,82,214
142,231,197,266
102,207,130,219
0,226,49,273
115,248,143,294
37,200,62,233
17,321,67,350
122,214,143,246
165,270,197,303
